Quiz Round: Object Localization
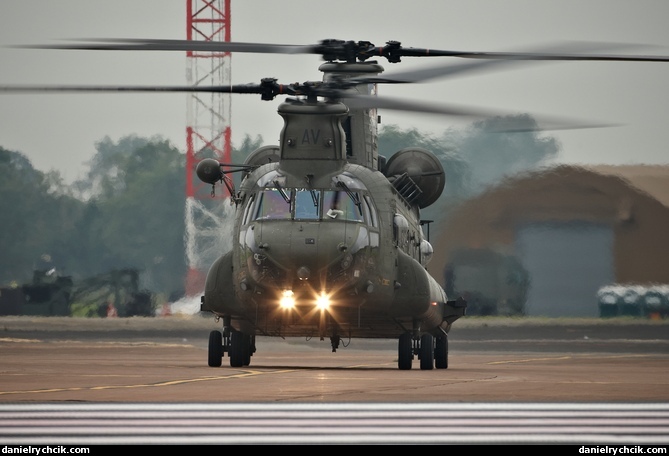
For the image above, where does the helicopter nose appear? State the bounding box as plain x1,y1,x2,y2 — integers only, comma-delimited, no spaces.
297,266,311,281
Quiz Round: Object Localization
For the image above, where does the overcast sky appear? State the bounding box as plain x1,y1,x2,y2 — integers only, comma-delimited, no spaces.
1,0,668,184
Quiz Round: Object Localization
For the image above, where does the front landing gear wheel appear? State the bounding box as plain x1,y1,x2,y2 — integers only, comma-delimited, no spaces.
208,330,223,367
398,332,413,370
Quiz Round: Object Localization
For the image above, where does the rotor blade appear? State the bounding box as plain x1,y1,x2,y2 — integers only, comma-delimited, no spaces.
393,47,669,62
14,38,319,55
0,84,257,93
349,42,668,85
340,93,619,132
0,81,301,100
10,38,382,64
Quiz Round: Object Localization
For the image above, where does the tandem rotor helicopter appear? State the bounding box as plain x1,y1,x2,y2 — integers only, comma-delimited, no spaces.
3,38,669,370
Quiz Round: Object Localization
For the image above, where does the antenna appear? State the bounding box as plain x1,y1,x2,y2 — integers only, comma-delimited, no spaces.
184,0,233,297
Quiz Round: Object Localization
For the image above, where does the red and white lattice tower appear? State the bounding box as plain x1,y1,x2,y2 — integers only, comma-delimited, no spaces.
184,0,232,296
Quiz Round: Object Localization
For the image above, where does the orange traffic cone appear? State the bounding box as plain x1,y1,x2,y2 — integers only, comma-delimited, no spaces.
161,302,172,317
106,301,118,318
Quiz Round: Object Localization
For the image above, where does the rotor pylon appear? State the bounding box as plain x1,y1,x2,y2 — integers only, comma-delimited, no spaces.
184,0,232,297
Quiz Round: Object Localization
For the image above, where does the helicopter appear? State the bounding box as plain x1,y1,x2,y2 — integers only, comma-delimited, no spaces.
3,38,669,370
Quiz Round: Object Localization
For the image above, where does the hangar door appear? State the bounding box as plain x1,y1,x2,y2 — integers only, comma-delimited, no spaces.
515,221,613,317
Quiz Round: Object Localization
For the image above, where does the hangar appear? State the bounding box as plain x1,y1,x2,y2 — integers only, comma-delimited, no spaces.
428,164,669,317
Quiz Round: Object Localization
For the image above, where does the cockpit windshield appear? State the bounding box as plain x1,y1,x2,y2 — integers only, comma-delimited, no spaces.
254,189,291,220
294,189,320,220
323,190,363,221
252,187,368,222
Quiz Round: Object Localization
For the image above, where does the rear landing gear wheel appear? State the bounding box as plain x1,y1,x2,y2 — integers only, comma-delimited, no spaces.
208,330,223,367
419,333,434,370
435,334,448,369
398,332,413,370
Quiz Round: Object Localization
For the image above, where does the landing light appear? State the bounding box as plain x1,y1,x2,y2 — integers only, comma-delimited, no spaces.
279,290,296,309
316,293,331,310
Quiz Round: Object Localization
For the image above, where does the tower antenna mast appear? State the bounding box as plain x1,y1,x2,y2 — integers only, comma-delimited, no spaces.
184,0,232,296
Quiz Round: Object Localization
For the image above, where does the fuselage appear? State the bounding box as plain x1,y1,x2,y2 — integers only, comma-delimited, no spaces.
202,160,452,339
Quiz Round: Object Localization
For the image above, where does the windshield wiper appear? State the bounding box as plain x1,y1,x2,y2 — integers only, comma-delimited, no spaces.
335,180,362,215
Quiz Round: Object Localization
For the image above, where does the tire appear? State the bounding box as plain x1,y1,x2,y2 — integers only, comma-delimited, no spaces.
398,332,413,370
435,334,448,369
208,330,223,367
230,331,245,367
242,333,252,366
419,333,434,370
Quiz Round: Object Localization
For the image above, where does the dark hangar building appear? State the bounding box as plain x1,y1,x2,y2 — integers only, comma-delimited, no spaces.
428,164,669,317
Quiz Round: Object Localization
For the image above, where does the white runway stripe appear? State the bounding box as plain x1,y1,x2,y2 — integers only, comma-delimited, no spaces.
1,403,668,445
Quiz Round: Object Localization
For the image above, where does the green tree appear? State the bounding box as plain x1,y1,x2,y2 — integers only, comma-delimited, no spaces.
451,114,561,193
73,135,158,199
0,148,42,284
83,137,187,294
0,147,84,286
232,133,265,163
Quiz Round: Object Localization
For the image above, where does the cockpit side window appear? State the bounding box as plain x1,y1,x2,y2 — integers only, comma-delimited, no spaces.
254,189,291,220
363,195,378,228
241,193,255,225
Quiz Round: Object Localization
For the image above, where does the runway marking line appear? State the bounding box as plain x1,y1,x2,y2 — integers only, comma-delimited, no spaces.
0,338,195,348
488,356,573,365
0,338,40,343
488,353,660,365
0,369,297,396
